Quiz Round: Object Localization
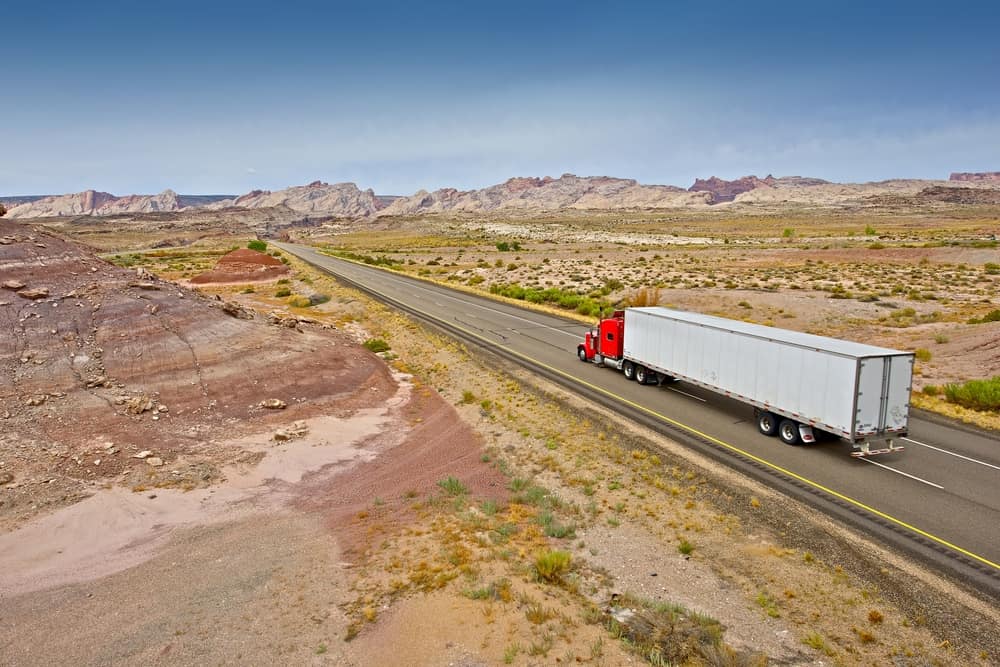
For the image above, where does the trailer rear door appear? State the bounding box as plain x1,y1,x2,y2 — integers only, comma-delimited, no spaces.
855,355,912,437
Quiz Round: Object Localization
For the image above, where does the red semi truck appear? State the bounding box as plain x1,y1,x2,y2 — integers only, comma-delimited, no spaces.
578,307,913,456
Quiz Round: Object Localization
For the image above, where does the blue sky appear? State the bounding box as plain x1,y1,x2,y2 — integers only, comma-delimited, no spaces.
2,0,998,195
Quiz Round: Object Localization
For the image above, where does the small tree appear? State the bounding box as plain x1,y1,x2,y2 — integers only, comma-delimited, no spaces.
0,203,7,217
247,239,267,252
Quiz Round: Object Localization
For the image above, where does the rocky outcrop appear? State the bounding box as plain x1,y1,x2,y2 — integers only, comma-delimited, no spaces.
687,175,774,203
0,220,395,527
687,175,832,204
5,190,182,218
207,181,380,217
950,172,1000,183
190,248,291,284
918,185,1000,205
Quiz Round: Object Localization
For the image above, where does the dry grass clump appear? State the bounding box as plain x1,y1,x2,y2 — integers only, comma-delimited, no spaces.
534,549,572,582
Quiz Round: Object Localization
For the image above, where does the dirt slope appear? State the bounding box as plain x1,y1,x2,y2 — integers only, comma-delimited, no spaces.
0,220,394,530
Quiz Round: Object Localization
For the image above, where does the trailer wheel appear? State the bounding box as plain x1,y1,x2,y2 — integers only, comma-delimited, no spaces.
577,346,588,362
623,360,636,381
635,365,650,384
778,419,801,445
756,411,779,436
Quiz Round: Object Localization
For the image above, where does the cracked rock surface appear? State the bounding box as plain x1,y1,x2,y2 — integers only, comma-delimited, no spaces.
0,220,395,530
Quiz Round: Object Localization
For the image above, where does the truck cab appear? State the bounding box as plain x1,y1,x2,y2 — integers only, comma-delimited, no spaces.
578,310,625,363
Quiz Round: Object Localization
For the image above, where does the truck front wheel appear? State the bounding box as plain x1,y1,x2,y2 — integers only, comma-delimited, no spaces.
623,361,636,381
778,419,802,445
577,346,588,362
757,411,779,436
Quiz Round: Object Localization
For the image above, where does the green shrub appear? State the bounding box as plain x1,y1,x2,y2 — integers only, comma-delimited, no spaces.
247,239,267,252
914,348,932,362
943,377,1000,412
534,550,571,582
275,287,291,297
437,476,467,496
287,295,312,307
488,282,608,316
536,511,576,539
363,338,390,353
922,385,940,396
329,249,399,268
968,309,1000,324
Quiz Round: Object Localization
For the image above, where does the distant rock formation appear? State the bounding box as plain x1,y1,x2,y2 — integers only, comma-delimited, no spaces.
919,185,1000,205
8,171,998,221
687,175,831,204
688,175,774,203
950,172,1000,183
378,174,707,216
207,181,380,217
5,189,182,218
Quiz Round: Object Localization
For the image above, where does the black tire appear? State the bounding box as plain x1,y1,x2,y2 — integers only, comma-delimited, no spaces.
757,411,779,437
778,419,801,445
577,346,588,362
635,365,650,384
623,360,636,381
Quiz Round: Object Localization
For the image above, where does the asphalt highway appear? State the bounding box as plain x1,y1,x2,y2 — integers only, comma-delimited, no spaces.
278,243,1000,597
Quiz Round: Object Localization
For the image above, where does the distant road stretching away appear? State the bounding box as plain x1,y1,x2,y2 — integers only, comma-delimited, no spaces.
277,243,1000,599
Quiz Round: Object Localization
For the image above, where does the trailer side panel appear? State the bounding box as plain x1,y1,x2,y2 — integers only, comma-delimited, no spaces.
623,307,912,440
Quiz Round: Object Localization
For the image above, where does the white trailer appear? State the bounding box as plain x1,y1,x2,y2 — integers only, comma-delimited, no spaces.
579,307,913,456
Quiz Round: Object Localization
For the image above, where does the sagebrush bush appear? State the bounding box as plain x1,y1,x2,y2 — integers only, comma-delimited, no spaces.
247,239,267,252
943,377,1000,412
363,338,390,353
534,550,571,582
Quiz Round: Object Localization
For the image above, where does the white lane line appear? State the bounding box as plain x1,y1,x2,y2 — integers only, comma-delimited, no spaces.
860,458,944,489
667,386,707,402
901,437,1000,471
321,254,583,340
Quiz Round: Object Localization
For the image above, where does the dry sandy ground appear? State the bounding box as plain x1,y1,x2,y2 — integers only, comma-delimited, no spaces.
1,371,508,665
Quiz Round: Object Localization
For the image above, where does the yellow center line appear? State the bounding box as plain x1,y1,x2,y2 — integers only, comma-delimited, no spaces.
297,246,1000,573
